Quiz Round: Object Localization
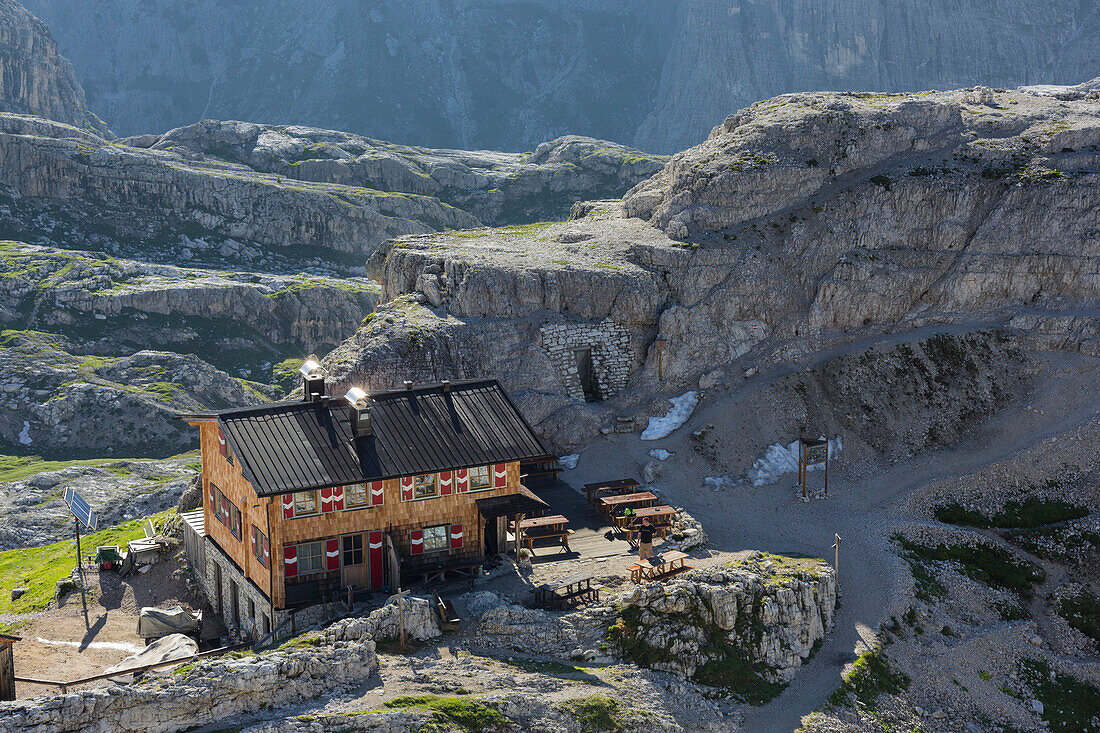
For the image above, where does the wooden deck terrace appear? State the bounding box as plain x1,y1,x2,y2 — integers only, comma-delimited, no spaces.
524,479,635,563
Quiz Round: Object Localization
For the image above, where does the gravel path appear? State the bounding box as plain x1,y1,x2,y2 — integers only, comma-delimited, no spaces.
563,341,1100,732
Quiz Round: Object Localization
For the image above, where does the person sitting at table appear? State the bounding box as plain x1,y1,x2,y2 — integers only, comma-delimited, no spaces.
636,518,655,560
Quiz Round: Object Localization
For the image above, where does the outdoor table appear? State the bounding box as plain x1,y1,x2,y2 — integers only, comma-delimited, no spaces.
535,572,597,608
582,478,640,505
598,491,657,516
628,550,691,583
516,514,571,551
621,505,678,530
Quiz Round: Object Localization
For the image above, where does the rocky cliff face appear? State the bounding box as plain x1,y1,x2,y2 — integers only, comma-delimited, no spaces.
0,0,106,134
0,330,275,455
21,0,1099,151
326,86,1099,447
0,241,379,375
0,115,663,271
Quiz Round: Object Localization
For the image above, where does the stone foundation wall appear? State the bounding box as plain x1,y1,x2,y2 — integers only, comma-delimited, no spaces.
203,537,275,639
540,319,632,400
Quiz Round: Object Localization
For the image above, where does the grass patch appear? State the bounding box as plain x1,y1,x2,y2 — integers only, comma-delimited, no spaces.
384,695,507,732
0,510,174,614
0,454,119,483
1018,658,1100,733
1057,591,1100,643
276,632,323,651
827,648,910,711
894,536,1044,596
934,494,1087,529
558,695,624,732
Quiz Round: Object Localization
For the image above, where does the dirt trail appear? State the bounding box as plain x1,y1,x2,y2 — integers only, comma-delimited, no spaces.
565,333,1100,732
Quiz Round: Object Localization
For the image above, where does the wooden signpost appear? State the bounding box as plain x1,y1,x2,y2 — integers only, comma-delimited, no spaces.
387,587,411,650
832,533,841,587
798,438,830,499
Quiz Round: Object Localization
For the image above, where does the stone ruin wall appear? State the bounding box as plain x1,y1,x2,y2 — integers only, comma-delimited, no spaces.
539,319,632,401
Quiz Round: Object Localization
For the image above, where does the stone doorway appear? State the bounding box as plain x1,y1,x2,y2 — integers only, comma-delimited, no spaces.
574,347,602,402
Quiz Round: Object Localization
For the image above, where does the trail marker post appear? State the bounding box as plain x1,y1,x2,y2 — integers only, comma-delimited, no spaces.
799,438,830,499
388,586,411,650
832,533,841,587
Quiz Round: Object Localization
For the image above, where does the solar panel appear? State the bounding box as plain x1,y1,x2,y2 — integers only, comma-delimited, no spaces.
63,487,97,531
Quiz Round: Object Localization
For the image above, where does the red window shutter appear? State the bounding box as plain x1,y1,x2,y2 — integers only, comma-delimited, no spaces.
220,495,229,524
262,536,270,568
368,531,383,589
332,486,345,511
208,482,215,509
320,487,333,513
325,539,340,570
439,471,453,495
370,481,384,507
281,494,294,520
450,524,464,550
283,546,297,577
410,529,424,555
216,425,227,457
455,468,469,493
493,463,508,488
400,476,414,501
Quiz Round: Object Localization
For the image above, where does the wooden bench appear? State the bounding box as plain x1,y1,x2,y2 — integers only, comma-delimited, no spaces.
517,515,571,551
582,478,640,505
628,551,692,583
535,573,598,609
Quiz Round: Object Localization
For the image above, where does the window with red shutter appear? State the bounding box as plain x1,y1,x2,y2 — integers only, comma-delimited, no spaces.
493,463,508,488
281,494,295,520
325,539,340,570
410,529,424,555
370,481,384,507
450,524,464,549
283,546,297,577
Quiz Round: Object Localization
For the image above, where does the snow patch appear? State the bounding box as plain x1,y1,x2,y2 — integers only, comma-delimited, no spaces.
559,454,580,470
18,421,32,445
648,449,674,461
746,436,842,486
640,392,698,440
35,637,144,654
705,475,741,491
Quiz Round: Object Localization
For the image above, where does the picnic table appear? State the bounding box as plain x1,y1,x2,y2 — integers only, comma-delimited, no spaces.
582,478,640,505
534,572,598,609
598,491,657,516
620,505,679,534
628,550,692,583
516,514,571,551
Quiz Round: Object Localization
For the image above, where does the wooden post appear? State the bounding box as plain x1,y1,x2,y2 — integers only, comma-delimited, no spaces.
799,441,806,499
388,587,411,650
832,533,841,588
824,450,829,497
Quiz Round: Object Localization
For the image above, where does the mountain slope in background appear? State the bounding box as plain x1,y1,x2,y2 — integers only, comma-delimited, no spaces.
0,0,107,135
20,0,1100,152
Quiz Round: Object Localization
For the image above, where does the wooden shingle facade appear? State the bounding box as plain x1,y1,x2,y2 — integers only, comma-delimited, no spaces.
182,379,549,628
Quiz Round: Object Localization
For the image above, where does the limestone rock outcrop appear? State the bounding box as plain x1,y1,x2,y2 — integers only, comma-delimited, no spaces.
0,114,663,272
0,330,273,454
0,0,107,134
612,556,837,684
0,241,379,375
330,87,1098,447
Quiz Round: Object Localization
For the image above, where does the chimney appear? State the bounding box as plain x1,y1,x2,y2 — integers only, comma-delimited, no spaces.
403,380,414,391
344,387,373,437
300,358,325,402
441,380,451,394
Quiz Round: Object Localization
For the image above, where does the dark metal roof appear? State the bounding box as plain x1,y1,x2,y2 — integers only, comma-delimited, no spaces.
474,485,550,518
207,379,548,497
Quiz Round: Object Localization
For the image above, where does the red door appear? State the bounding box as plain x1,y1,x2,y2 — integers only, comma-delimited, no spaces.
368,531,384,589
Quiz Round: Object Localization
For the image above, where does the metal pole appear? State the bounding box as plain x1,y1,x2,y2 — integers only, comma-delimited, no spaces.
832,533,841,588
824,451,829,497
74,519,82,575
